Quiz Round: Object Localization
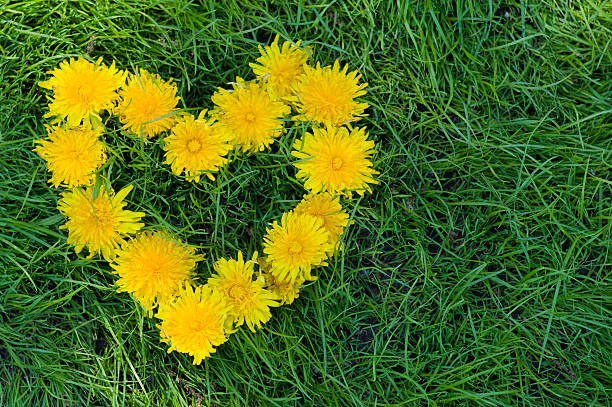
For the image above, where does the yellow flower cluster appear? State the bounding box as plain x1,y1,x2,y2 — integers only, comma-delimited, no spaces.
34,35,377,365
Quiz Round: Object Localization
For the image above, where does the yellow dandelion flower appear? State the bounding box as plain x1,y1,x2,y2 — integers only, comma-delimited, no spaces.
259,256,304,306
111,231,204,313
208,252,279,332
116,68,180,139
156,285,230,365
249,35,310,100
163,110,231,182
292,125,378,197
294,193,349,254
211,77,290,152
57,184,145,261
38,57,126,127
263,211,330,283
293,60,368,126
34,124,107,188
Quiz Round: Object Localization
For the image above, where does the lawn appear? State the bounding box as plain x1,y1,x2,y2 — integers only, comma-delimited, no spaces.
1,0,611,406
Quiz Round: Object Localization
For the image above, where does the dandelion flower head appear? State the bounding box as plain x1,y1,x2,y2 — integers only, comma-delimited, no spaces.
292,125,378,197
263,211,330,283
249,35,310,100
156,285,230,365
34,124,107,188
57,184,145,261
208,252,279,332
112,231,204,313
116,68,180,139
39,57,126,127
211,77,290,152
163,110,231,182
294,193,349,253
293,60,368,126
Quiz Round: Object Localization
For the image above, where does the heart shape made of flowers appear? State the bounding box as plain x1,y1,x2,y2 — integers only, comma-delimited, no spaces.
35,35,378,365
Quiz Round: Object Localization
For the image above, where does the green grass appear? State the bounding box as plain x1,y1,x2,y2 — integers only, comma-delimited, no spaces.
1,0,611,405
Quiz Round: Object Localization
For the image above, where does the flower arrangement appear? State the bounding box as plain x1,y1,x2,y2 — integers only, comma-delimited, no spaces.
34,35,378,365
